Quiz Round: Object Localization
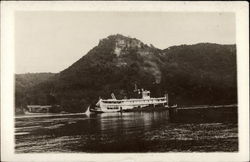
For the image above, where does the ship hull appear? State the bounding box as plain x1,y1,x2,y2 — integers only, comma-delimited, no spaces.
89,108,105,113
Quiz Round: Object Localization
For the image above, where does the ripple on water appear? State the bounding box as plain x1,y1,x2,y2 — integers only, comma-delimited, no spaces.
15,112,238,153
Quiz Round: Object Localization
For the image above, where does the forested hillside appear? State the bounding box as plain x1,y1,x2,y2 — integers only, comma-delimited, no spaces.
15,34,237,113
15,73,56,113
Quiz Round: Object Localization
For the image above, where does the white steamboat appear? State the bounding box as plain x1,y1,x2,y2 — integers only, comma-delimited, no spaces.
90,89,169,113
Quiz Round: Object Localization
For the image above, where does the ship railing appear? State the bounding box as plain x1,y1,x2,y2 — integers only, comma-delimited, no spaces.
101,100,166,104
101,99,167,106
102,97,166,102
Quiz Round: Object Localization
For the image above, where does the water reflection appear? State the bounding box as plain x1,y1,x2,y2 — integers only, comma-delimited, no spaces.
97,111,170,134
15,111,238,153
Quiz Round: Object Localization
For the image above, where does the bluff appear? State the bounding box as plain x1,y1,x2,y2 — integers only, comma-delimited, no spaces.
15,34,237,112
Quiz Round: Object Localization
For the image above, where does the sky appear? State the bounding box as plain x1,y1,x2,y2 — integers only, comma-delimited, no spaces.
15,12,235,74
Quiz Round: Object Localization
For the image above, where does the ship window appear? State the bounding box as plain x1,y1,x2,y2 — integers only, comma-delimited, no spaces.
107,107,119,109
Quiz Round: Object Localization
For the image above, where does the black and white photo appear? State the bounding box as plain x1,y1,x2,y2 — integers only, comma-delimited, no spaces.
1,1,249,162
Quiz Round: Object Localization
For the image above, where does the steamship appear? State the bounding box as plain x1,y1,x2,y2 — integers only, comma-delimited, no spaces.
90,88,169,113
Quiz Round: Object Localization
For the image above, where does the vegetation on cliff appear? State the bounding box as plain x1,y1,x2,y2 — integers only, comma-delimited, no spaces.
15,34,237,113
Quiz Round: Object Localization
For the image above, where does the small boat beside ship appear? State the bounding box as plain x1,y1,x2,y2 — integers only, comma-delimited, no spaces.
90,89,172,113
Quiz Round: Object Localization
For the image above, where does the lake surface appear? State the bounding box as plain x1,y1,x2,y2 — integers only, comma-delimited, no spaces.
15,111,238,153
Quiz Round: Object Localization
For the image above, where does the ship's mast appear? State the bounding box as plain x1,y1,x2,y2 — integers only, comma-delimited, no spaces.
111,93,116,100
134,83,138,92
165,93,169,106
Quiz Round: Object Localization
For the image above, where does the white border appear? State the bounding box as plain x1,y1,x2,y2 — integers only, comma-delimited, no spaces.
1,1,249,162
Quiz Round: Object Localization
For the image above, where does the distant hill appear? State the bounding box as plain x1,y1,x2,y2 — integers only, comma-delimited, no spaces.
15,34,237,113
16,73,55,90
160,43,237,105
15,73,56,112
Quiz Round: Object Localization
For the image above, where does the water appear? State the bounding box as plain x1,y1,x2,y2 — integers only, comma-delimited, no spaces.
15,111,238,153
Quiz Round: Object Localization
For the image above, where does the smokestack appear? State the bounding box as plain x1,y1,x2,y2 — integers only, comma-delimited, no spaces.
111,93,116,100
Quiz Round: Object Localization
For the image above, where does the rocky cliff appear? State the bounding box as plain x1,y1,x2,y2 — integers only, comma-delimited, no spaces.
15,34,237,112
